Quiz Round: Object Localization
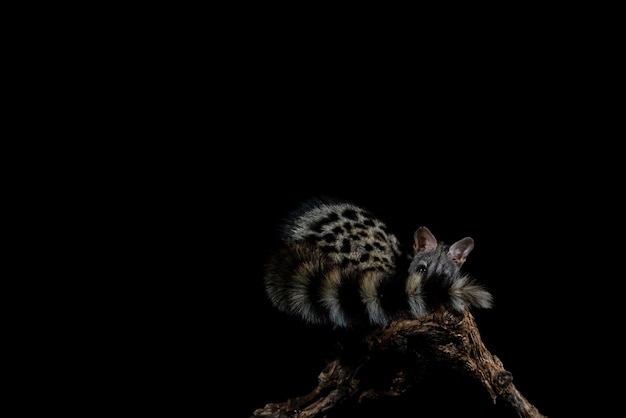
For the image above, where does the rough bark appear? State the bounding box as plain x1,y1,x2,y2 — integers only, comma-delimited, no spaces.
251,310,546,418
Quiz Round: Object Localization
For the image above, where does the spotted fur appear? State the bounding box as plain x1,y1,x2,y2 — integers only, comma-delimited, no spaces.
264,198,492,328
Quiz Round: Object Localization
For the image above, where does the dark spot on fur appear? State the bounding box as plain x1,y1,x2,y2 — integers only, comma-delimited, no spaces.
353,222,366,230
342,208,359,221
323,234,336,243
373,242,387,251
320,245,337,254
310,212,339,233
374,231,386,241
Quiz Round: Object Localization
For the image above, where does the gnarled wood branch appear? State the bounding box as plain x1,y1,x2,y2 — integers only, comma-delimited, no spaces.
252,310,546,418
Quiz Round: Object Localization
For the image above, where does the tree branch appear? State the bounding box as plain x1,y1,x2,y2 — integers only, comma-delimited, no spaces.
251,310,545,418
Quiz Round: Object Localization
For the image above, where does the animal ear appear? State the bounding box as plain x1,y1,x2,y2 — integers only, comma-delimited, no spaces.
448,237,474,267
413,226,438,253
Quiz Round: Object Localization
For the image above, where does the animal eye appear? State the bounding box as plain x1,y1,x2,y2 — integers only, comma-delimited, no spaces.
416,265,427,273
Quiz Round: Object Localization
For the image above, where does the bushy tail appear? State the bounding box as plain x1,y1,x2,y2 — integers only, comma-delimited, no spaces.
264,241,493,328
447,275,493,313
